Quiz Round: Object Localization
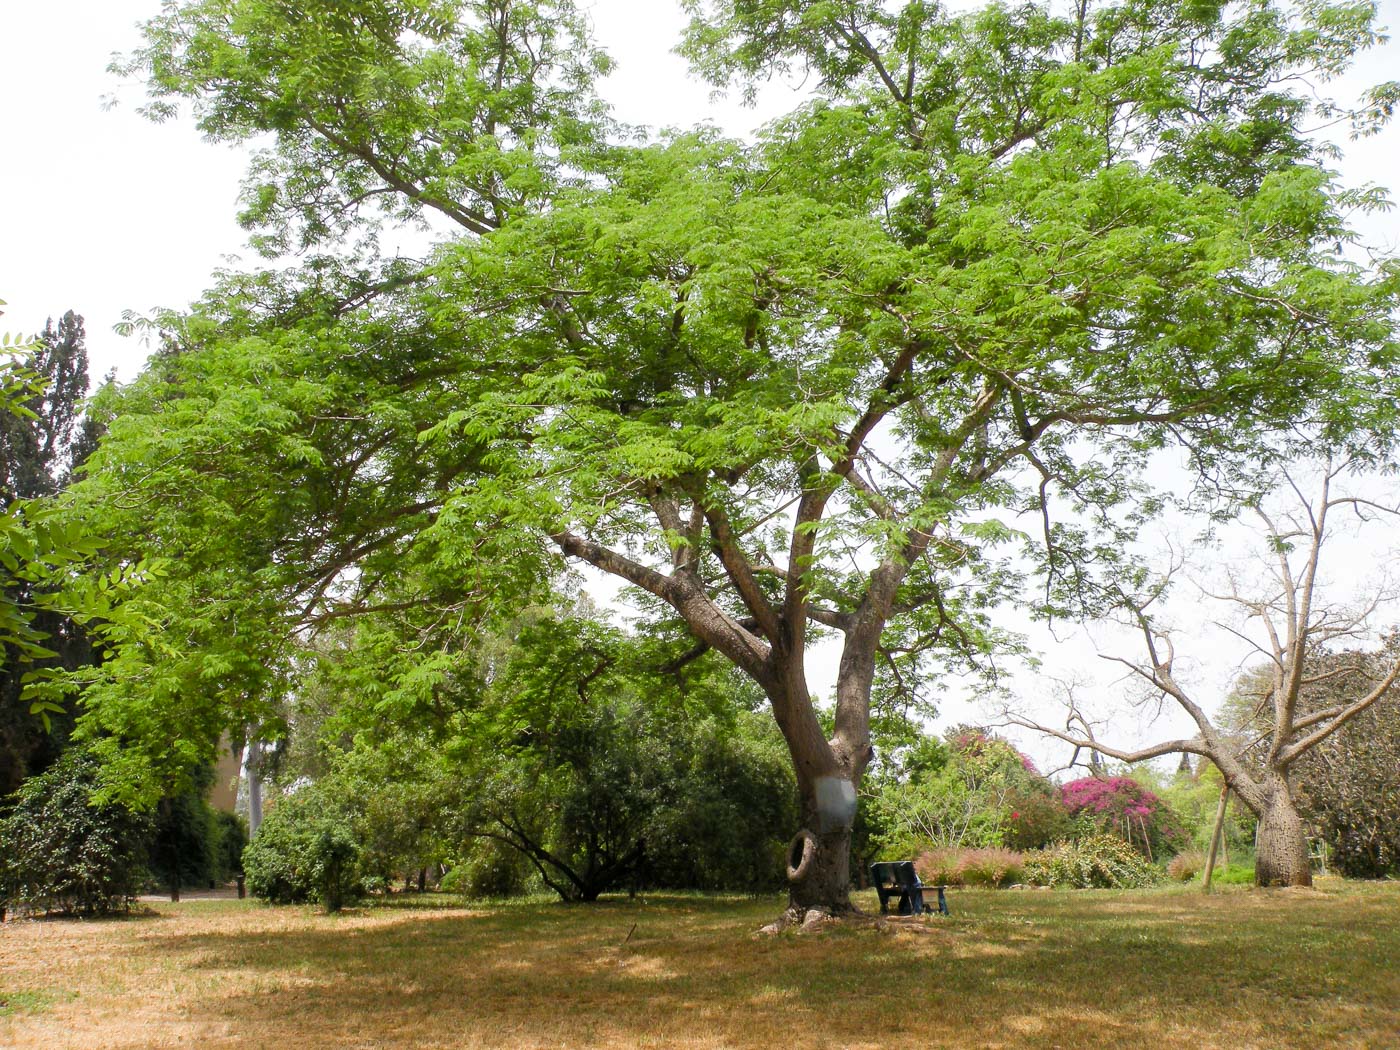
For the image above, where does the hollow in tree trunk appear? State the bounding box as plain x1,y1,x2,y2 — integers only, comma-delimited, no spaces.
1255,783,1313,887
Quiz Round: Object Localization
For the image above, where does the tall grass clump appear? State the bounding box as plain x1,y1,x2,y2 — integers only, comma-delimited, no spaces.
1167,850,1207,882
915,847,1026,887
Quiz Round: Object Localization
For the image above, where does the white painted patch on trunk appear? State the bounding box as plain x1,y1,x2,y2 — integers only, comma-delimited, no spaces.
815,776,857,833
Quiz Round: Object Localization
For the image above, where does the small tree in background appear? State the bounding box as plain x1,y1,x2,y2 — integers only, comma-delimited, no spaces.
213,810,249,884
147,768,220,901
242,783,364,912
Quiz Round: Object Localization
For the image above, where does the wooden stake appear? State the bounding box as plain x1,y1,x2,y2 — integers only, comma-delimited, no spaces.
1202,785,1230,892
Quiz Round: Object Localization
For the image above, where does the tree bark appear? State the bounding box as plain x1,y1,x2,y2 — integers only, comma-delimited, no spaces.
785,810,853,915
243,738,264,837
1255,780,1313,887
781,760,866,918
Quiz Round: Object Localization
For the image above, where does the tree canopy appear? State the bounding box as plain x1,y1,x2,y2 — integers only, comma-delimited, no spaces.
75,0,1400,914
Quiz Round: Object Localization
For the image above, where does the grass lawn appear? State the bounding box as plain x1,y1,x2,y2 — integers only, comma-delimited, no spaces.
2,880,1397,1049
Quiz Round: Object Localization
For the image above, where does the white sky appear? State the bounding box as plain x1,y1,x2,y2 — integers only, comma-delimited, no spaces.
2,0,1398,769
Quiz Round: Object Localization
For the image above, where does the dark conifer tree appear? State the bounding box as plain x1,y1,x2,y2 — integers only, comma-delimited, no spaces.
0,311,99,795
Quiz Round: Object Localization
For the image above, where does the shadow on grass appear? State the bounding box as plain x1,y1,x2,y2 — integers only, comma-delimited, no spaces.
133,886,1400,1050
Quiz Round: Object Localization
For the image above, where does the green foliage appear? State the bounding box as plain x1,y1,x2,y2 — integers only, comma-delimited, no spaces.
1213,863,1258,885
148,786,218,894
242,784,365,911
640,711,798,893
1155,764,1257,857
442,838,536,899
1023,834,1164,889
868,727,1063,856
0,748,151,916
1293,637,1400,878
459,630,798,899
214,810,249,880
250,605,797,902
78,0,1400,898
1003,785,1074,852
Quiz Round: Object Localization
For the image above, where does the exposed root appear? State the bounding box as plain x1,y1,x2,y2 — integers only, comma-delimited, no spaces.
754,902,875,936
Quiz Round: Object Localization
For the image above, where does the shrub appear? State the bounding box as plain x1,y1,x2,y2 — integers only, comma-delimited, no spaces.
1024,834,1163,889
0,749,151,916
1002,786,1073,851
1166,850,1207,882
443,838,536,898
148,788,217,895
1061,776,1187,858
914,847,1025,888
213,810,248,881
242,786,364,911
1294,671,1400,878
960,848,1025,887
914,848,964,886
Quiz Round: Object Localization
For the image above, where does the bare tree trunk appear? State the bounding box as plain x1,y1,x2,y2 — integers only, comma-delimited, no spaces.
763,666,872,923
1255,780,1312,887
243,739,263,837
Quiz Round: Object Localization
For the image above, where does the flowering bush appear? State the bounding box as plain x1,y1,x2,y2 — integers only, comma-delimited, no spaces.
1060,776,1187,858
1023,834,1163,889
868,727,1061,858
1002,786,1073,851
915,847,1026,888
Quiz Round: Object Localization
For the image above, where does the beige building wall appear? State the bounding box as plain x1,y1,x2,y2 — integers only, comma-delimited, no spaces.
208,735,242,814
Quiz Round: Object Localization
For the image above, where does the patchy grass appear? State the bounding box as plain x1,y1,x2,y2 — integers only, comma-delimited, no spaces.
1,880,1397,1049
0,989,65,1018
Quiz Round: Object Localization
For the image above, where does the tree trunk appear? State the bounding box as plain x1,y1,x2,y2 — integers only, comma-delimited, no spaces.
242,738,264,837
1255,780,1312,887
782,774,861,919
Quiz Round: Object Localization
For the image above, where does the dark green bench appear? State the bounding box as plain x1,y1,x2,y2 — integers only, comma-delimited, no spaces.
870,861,949,916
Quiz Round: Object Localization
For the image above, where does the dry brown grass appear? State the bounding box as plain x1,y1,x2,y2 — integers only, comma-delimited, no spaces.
2,880,1398,1049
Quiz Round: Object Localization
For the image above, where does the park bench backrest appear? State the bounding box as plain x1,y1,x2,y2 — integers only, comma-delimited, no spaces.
870,860,920,890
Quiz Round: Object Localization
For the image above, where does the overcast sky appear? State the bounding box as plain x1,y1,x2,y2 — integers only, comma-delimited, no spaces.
2,0,1398,765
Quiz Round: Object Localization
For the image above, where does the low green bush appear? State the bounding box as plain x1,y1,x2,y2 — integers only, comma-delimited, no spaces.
0,749,151,916
442,837,536,899
1024,834,1163,889
242,787,364,911
1213,863,1256,885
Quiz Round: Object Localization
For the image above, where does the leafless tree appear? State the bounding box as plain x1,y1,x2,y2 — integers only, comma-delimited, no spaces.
1009,459,1400,886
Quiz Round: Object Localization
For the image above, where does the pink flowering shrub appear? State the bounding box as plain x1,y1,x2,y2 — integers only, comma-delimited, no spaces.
1060,776,1187,858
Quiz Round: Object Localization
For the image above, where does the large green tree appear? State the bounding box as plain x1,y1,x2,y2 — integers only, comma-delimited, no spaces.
86,0,1399,919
